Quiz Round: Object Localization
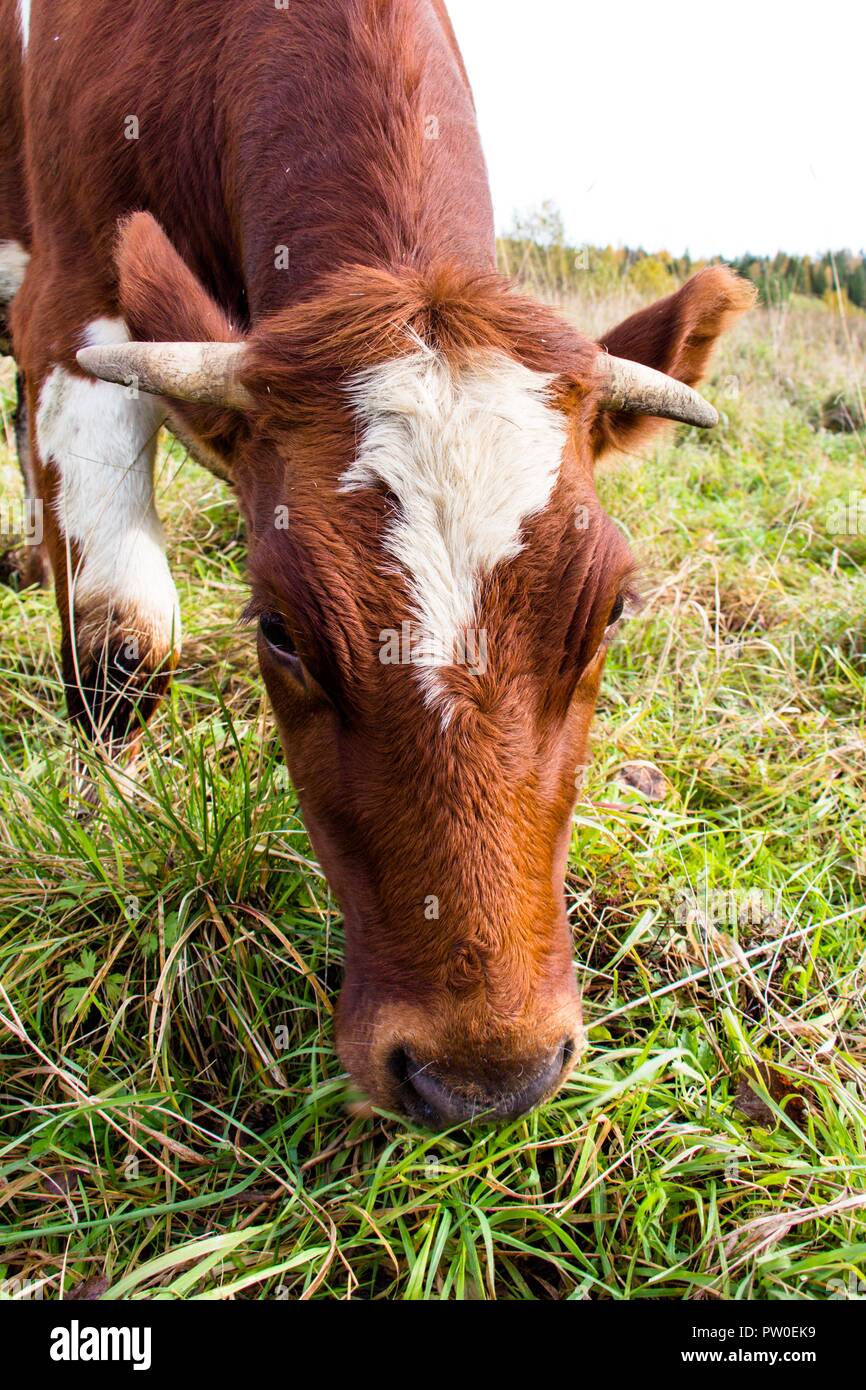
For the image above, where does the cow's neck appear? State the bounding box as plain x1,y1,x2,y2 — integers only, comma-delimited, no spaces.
225,0,495,322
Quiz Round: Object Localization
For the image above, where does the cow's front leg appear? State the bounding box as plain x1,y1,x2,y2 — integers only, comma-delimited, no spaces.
31,325,180,764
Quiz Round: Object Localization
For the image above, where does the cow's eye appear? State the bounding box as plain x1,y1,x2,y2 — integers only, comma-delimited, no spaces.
259,613,297,659
607,594,625,628
259,613,310,687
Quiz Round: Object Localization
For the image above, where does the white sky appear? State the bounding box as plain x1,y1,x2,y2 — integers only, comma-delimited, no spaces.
446,0,864,259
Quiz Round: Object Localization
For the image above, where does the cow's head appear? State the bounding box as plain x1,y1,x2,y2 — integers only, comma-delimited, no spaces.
79,214,754,1125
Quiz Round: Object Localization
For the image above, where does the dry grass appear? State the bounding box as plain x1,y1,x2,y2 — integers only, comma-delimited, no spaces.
0,291,864,1300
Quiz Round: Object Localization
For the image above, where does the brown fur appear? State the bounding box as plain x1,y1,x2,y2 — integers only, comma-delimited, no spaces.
0,0,754,1121
0,0,28,250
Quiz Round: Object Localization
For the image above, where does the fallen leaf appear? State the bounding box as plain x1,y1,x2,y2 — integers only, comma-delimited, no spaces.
735,1062,808,1128
617,761,669,801
70,1275,109,1301
42,1168,87,1198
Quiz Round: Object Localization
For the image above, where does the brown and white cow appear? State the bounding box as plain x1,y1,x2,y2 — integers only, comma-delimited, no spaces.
0,0,754,1125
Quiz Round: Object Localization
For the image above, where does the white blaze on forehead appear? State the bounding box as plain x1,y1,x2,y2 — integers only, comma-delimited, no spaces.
0,240,29,303
18,1,30,49
341,349,567,709
36,318,180,646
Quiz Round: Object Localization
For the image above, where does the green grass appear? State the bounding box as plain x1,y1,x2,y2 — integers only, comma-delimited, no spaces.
0,295,864,1301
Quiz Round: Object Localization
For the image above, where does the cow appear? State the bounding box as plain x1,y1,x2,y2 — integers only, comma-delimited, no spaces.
0,0,754,1126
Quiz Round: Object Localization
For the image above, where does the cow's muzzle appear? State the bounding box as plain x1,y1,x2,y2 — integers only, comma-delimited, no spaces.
388,1037,576,1127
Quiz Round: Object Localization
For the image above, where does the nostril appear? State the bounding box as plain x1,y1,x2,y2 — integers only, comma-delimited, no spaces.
387,1046,408,1088
388,1045,443,1127
389,1039,575,1129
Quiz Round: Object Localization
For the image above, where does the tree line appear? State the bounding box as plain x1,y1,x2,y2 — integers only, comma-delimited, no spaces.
498,201,865,308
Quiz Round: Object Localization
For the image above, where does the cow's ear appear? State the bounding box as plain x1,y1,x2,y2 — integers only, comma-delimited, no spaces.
114,213,247,462
591,267,756,458
116,212,243,347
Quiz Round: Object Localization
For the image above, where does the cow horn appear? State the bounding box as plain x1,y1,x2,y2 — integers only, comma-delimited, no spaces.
75,342,253,410
596,353,719,428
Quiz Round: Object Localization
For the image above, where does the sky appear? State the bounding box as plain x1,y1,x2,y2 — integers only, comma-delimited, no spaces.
446,0,863,260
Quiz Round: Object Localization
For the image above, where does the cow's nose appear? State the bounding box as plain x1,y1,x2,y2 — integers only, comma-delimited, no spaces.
390,1039,575,1127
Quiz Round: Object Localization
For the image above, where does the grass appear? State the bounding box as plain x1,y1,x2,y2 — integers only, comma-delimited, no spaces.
0,291,864,1301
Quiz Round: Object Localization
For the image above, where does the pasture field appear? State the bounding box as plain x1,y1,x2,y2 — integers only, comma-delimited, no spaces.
0,289,864,1301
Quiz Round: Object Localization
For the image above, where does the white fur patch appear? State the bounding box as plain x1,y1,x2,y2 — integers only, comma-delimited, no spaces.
36,319,180,650
341,349,566,714
82,316,134,349
18,1,30,49
0,240,29,304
